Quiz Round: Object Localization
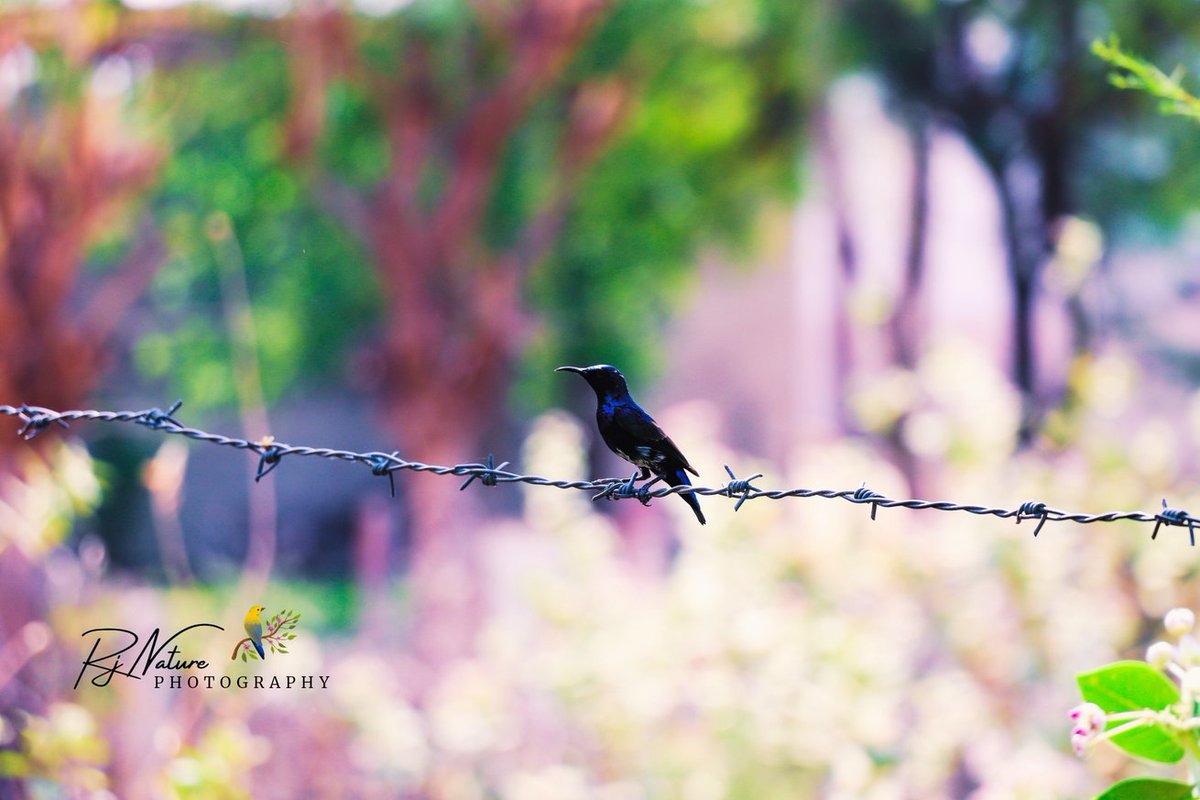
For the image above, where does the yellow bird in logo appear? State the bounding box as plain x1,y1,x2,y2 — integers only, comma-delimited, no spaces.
243,605,266,659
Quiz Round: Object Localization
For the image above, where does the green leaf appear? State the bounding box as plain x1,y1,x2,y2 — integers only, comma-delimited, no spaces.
1097,777,1195,800
1077,661,1184,763
241,651,247,662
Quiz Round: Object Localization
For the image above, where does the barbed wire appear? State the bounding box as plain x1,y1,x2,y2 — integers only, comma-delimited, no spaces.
1,402,1196,544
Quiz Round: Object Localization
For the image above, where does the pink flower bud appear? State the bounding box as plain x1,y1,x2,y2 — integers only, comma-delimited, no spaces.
1068,702,1106,755
1068,702,1104,726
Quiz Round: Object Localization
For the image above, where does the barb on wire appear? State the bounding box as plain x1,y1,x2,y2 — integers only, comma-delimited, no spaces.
1,402,1197,543
1155,500,1196,546
371,452,402,497
723,466,762,512
460,455,509,492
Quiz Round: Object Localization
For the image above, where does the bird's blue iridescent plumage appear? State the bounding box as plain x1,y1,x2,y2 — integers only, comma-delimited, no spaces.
557,364,705,524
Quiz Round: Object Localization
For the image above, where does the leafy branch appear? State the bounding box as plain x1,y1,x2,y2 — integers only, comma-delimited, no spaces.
230,609,301,661
1092,36,1200,123
1072,609,1200,799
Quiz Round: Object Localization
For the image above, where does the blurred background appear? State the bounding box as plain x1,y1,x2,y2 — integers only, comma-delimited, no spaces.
1,0,1200,797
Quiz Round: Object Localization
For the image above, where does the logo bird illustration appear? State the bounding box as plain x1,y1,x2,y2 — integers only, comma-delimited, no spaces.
243,605,266,659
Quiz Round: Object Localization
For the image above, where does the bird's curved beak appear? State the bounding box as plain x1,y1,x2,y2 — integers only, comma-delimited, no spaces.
555,365,584,374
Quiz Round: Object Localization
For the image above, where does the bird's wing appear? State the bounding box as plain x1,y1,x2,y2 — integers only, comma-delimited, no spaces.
246,621,262,639
612,404,699,477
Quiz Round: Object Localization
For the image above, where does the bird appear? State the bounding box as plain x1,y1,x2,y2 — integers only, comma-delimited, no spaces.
556,364,705,524
243,605,266,659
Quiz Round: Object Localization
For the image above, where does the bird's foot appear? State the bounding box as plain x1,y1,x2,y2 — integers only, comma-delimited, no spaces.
592,472,639,502
592,471,658,505
635,475,662,506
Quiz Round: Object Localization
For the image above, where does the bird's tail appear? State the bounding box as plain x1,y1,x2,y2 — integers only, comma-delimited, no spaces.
665,469,706,525
253,640,265,659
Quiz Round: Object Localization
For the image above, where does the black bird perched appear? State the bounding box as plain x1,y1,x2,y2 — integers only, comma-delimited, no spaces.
556,364,705,525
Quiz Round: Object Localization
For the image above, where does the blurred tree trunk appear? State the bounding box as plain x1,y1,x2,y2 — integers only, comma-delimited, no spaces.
847,0,1091,441
992,162,1036,417
813,107,857,435
1030,0,1086,363
282,2,626,663
989,0,1080,438
891,117,929,370
959,1,1079,435
0,10,163,467
884,116,929,491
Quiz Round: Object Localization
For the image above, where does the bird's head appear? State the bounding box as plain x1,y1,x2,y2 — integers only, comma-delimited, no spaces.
247,605,266,616
555,364,629,398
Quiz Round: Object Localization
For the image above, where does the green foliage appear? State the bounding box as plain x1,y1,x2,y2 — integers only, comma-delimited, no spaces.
1097,778,1194,800
1072,11,1200,237
1076,661,1183,763
130,0,808,414
1084,33,1200,239
1093,36,1200,123
523,0,809,402
141,36,379,411
319,81,390,187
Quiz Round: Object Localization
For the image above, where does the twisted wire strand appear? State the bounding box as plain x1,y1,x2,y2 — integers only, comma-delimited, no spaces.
1,402,1195,542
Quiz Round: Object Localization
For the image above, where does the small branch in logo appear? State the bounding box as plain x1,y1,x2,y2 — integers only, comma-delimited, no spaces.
231,608,301,662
